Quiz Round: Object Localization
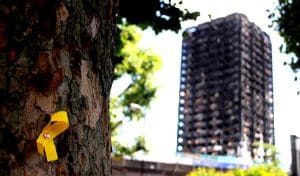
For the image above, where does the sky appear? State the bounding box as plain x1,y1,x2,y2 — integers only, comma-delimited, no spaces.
112,0,300,170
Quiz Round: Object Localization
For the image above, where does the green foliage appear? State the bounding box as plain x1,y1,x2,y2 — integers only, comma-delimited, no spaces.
187,168,217,176
246,165,287,176
252,142,279,166
118,0,200,34
112,0,199,158
111,25,161,157
187,165,287,176
187,168,232,176
113,24,161,120
269,0,300,71
112,136,148,158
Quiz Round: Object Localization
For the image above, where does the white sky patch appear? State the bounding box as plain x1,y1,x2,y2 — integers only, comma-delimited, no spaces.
110,73,132,97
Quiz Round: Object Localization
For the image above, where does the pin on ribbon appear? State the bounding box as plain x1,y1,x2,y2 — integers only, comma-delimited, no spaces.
36,111,69,162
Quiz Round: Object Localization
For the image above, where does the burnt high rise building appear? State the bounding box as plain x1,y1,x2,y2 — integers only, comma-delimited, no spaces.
177,13,274,157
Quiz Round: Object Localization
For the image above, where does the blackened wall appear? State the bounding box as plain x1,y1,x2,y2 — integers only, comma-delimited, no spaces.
177,13,274,157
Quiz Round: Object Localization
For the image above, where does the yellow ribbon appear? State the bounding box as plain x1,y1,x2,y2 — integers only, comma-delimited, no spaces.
36,111,69,162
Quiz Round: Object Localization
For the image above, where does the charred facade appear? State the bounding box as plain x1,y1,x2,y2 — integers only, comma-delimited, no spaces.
177,13,274,157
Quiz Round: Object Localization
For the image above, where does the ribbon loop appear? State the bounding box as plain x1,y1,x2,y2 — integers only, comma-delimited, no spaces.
36,111,69,162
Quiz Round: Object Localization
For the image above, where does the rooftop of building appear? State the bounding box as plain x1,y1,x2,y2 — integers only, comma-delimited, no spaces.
183,12,269,39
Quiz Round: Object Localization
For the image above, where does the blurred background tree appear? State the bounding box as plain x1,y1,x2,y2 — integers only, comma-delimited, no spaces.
269,0,300,71
252,142,280,166
118,0,199,34
187,165,287,176
110,25,161,157
111,0,199,157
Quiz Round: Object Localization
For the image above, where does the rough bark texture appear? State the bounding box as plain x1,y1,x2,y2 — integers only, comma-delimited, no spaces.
0,0,117,175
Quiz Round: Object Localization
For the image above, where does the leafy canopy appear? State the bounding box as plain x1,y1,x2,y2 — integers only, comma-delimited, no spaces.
113,25,161,120
110,24,161,157
118,0,199,33
269,0,300,71
113,0,200,120
111,0,200,157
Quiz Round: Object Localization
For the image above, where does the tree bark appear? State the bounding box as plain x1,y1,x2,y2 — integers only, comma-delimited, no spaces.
0,0,116,175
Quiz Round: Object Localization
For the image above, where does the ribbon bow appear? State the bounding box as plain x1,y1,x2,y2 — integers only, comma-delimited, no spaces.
36,111,69,162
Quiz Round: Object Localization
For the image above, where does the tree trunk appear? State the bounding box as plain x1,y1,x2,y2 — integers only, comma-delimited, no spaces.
0,0,116,175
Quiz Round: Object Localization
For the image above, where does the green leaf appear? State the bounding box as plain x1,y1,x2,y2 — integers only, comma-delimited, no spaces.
118,0,199,33
111,25,161,157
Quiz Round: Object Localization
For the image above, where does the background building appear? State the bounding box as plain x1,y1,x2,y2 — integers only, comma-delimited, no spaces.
290,135,300,176
177,13,274,157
